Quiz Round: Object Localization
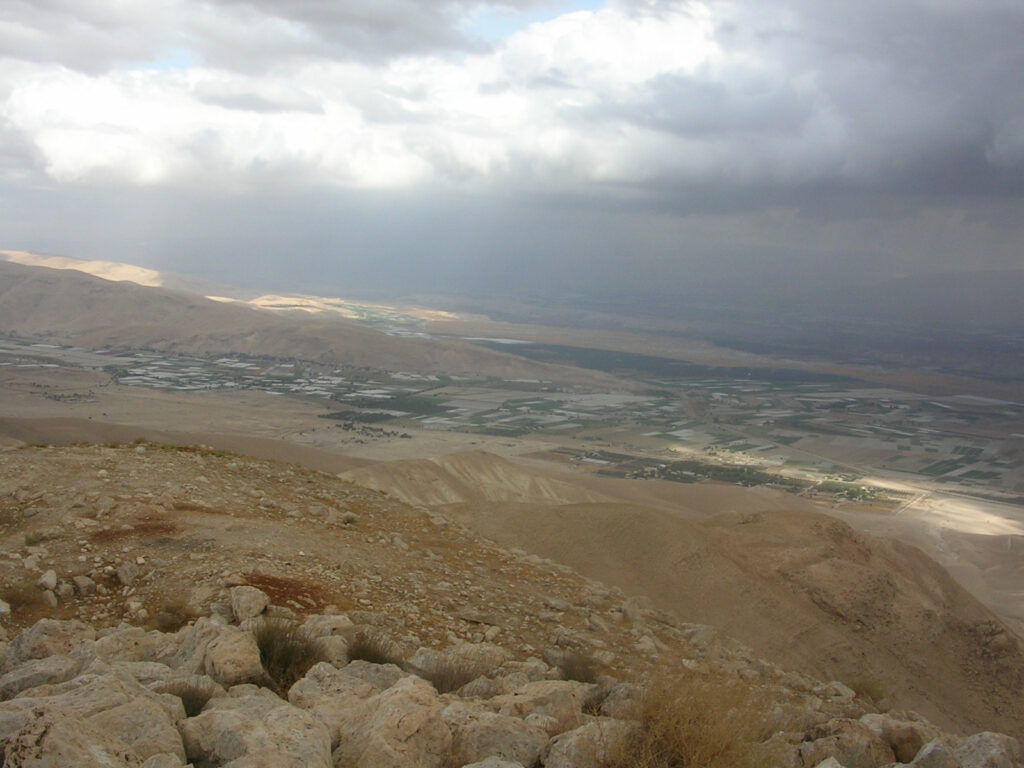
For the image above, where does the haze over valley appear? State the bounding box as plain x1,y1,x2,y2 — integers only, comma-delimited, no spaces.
2,2,1024,766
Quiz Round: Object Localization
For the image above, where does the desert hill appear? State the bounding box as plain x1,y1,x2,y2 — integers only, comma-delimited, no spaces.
2,443,1024,768
344,451,1024,737
343,451,613,507
0,260,591,381
7,444,1024,768
0,249,242,299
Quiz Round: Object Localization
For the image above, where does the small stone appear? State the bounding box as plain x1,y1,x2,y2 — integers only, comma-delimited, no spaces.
73,575,97,596
42,589,58,607
117,562,140,585
37,570,58,591
230,585,271,622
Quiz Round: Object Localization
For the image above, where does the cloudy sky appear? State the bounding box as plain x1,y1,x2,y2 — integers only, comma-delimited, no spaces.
1,0,1023,302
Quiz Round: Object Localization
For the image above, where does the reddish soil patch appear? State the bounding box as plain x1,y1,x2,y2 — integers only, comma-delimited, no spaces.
88,519,179,544
244,572,349,613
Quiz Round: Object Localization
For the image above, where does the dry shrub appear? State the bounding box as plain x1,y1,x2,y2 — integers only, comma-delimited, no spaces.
846,674,889,706
1,576,45,613
610,672,782,768
151,598,194,632
346,629,403,666
253,618,324,695
420,657,481,694
559,650,602,684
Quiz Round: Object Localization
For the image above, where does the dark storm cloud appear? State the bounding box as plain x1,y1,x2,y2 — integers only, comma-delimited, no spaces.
3,0,1024,306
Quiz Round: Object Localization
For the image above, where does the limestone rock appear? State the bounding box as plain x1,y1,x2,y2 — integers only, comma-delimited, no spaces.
955,732,1024,768
541,718,636,768
172,618,264,688
87,697,186,763
117,562,140,586
0,707,142,767
910,739,961,768
462,759,523,768
489,680,593,736
2,618,96,672
333,676,452,768
443,701,549,768
139,754,185,768
181,692,330,768
94,627,159,664
797,718,895,768
287,662,380,749
230,587,270,623
0,655,81,699
860,713,940,763
73,575,97,596
37,569,58,591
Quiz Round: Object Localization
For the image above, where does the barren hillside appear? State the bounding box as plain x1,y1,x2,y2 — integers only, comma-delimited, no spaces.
0,261,589,381
6,445,1023,768
344,451,1024,737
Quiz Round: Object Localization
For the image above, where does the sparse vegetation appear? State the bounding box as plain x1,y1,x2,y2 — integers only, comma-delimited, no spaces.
558,650,602,684
419,657,482,694
150,598,195,632
23,531,44,546
846,674,890,706
346,629,403,666
253,618,324,695
0,575,45,613
609,672,783,768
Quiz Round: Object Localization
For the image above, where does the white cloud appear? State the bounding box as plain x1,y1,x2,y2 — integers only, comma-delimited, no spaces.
1,0,1023,202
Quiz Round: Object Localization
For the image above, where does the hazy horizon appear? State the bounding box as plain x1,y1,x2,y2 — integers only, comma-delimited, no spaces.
2,0,1024,317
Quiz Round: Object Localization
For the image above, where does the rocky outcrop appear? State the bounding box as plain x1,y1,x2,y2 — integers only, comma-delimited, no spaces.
1,594,1022,768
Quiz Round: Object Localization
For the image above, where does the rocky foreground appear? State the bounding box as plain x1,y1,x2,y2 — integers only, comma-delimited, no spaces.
0,593,1021,768
0,444,1022,767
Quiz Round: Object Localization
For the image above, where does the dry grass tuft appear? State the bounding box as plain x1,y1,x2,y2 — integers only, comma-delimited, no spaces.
253,618,324,695
420,657,482,694
346,629,404,667
609,671,782,768
150,598,195,633
558,650,602,684
846,674,889,706
0,575,45,613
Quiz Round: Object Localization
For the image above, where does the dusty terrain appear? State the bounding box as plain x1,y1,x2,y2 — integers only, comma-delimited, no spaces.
3,253,1024,748
0,260,609,385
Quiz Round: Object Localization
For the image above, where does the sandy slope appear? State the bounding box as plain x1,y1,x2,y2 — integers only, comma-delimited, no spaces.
346,450,1024,737
343,451,613,507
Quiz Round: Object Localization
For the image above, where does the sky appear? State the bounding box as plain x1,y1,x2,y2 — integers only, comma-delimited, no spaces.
1,0,1023,304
